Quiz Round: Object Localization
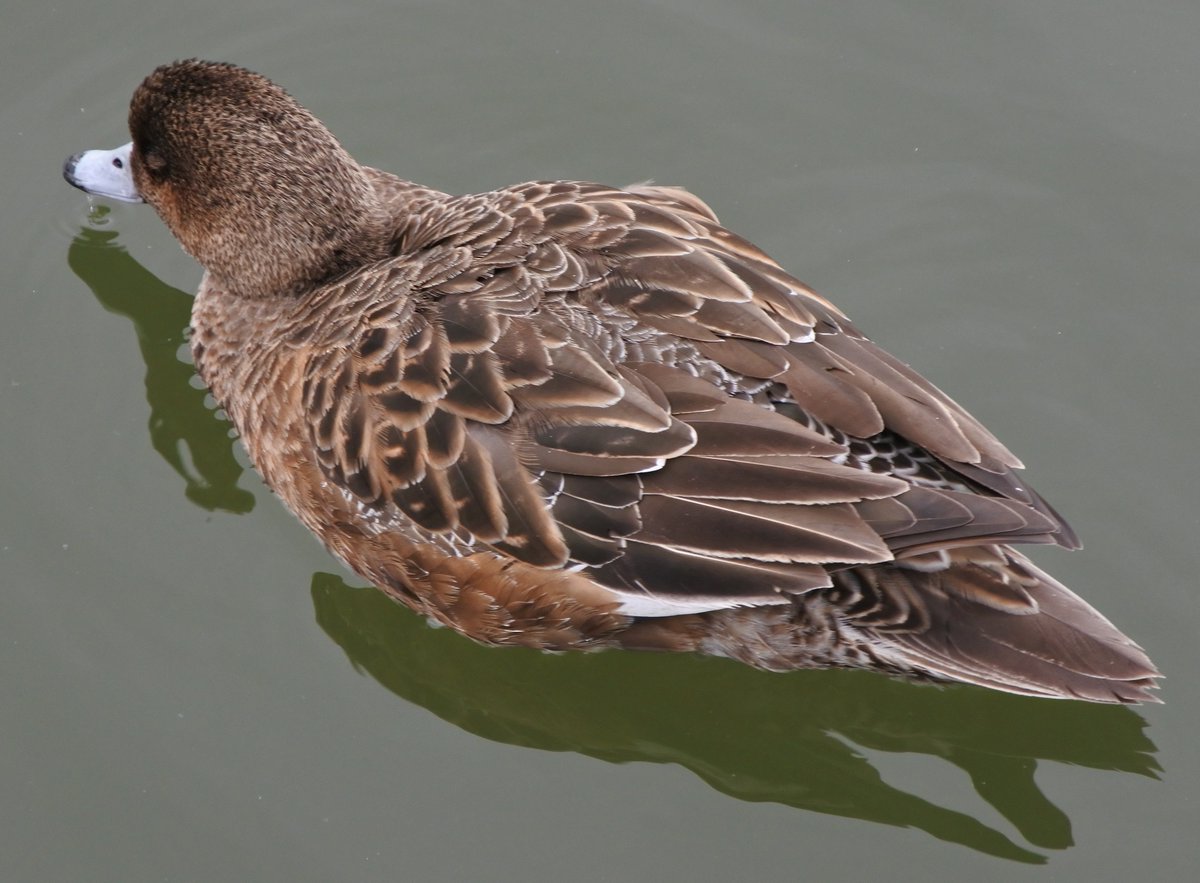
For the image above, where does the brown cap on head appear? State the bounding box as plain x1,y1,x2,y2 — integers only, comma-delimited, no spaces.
128,60,390,298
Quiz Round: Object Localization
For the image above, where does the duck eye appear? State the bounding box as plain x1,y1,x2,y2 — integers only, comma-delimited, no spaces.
143,150,168,174
112,157,124,169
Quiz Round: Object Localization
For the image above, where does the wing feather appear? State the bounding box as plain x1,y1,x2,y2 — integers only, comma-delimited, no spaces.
299,178,1075,619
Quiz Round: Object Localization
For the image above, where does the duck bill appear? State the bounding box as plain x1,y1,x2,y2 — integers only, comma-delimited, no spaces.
63,142,143,203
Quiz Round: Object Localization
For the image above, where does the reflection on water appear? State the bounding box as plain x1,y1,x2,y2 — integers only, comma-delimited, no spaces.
67,222,254,514
312,572,1157,864
68,223,1160,865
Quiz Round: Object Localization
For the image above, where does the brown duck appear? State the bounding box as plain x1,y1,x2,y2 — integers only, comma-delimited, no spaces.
64,60,1159,702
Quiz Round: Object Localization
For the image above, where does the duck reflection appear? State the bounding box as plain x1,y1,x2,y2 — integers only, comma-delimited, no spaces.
67,219,254,513
312,570,1157,864
68,221,1159,864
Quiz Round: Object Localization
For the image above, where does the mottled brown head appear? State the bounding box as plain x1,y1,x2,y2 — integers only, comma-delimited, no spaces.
128,60,391,298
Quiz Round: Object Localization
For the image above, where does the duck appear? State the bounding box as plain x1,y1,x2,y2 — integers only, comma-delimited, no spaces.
64,59,1160,703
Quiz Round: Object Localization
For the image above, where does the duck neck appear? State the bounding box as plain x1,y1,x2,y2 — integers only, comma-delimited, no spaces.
187,152,395,301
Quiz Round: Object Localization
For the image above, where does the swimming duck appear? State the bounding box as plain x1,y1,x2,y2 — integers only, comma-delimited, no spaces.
64,60,1159,702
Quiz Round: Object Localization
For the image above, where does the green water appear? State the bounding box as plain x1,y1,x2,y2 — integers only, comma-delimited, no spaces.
5,1,1199,879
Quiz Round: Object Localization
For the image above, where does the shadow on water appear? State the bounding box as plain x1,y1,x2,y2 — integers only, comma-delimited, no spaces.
312,572,1158,864
67,220,255,514
67,222,1160,865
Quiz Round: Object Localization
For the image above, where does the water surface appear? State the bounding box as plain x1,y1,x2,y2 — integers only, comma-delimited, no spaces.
5,1,1199,880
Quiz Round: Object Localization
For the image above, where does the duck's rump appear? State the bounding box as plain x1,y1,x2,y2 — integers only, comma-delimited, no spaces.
620,546,1159,704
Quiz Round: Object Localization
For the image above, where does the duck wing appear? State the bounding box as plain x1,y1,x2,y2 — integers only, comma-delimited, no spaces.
299,180,1074,616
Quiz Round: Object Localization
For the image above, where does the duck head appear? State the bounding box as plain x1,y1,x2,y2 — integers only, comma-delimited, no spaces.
64,60,391,299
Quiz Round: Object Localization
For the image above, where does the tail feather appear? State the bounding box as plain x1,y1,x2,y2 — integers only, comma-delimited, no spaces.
852,548,1160,703
626,546,1160,704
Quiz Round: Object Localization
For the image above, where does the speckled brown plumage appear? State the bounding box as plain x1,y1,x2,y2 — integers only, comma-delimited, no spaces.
68,60,1160,702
